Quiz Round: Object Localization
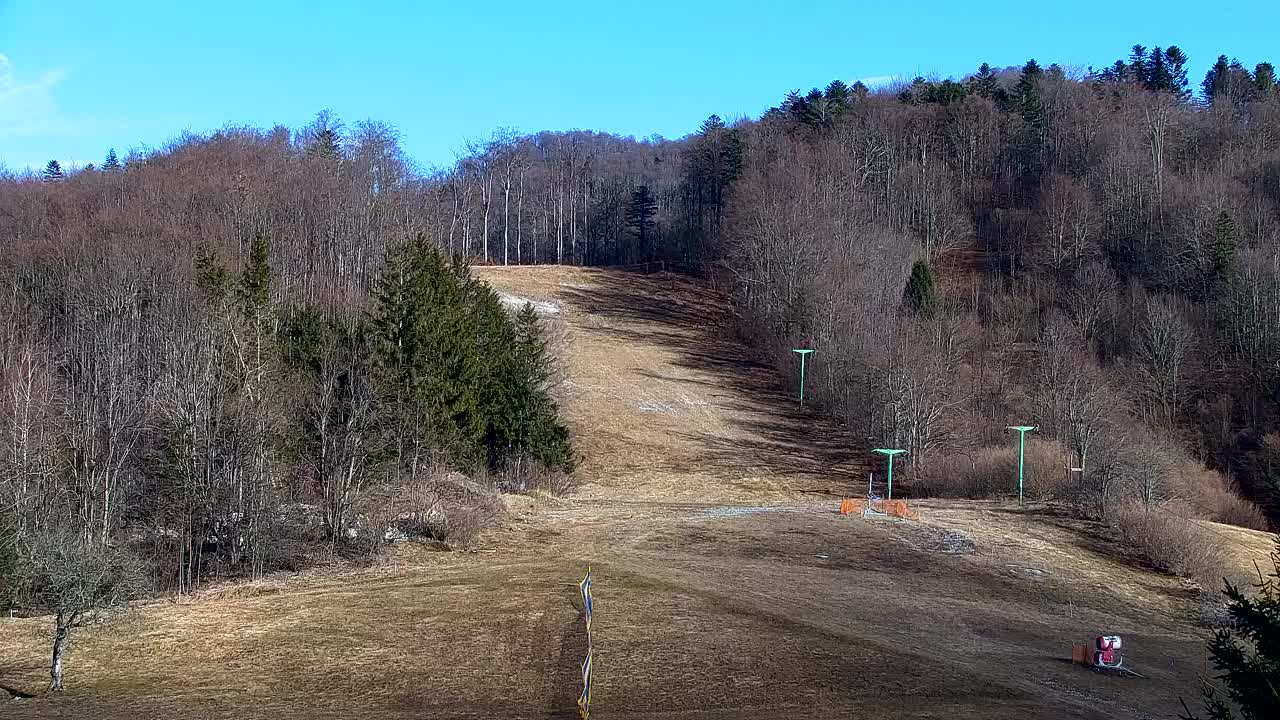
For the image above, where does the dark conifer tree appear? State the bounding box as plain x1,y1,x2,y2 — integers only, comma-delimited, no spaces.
1015,59,1046,128
904,261,937,315
1096,60,1128,85
238,234,273,320
1255,63,1276,97
781,91,809,124
970,62,999,99
1182,540,1280,719
1210,210,1239,286
510,303,572,471
1128,44,1149,83
308,127,342,163
824,79,851,105
1204,55,1234,101
1165,46,1191,98
103,148,121,171
625,185,658,258
369,239,529,470
1204,57,1256,105
41,160,63,182
1147,46,1172,93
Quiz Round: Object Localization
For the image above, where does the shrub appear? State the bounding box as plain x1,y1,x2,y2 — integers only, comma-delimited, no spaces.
1176,466,1271,530
353,465,503,553
0,511,21,613
495,451,578,495
1212,493,1270,531
917,439,1071,500
1111,503,1227,585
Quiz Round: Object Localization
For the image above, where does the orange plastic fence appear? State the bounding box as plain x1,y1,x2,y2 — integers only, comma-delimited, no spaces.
837,498,918,519
877,500,918,519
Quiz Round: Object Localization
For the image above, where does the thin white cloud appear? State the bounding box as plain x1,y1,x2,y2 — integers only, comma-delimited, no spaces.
0,54,70,138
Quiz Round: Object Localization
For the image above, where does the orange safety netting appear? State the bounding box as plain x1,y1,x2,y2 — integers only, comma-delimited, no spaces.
838,498,918,519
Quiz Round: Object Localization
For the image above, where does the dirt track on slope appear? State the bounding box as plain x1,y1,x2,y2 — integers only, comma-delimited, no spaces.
1,266,1268,719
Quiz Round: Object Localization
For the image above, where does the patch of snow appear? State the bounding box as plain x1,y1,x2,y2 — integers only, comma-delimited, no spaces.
635,399,674,413
498,293,560,316
690,505,815,520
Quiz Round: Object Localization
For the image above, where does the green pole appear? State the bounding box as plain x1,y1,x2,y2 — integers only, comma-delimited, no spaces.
887,453,895,500
872,448,906,501
791,349,814,406
1018,433,1025,504
1007,426,1037,505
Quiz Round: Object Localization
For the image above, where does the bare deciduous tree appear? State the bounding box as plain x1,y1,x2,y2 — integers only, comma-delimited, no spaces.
29,526,147,690
1133,295,1196,427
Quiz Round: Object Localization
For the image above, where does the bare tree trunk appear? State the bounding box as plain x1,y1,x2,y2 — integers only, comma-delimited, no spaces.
49,617,69,691
502,161,512,266
517,166,525,264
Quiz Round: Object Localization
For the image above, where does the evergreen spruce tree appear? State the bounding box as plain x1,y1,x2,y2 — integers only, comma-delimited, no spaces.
471,279,520,466
1165,46,1191,99
1129,45,1149,84
194,243,231,303
424,258,486,467
719,130,744,189
1015,59,1046,128
103,148,121,171
1255,63,1276,97
511,303,572,470
904,261,937,315
368,241,419,468
1204,57,1256,105
782,91,809,124
970,62,1000,99
1210,210,1239,285
1181,539,1280,719
370,240,486,469
1097,60,1129,85
626,185,658,256
824,79,851,105
42,160,63,182
1147,46,1173,93
307,127,342,163
368,238,573,474
699,114,726,134
238,234,273,320
922,79,968,105
1204,56,1234,101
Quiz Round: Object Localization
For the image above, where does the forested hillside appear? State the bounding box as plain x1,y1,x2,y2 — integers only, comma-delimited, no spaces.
2,43,1279,615
711,47,1280,529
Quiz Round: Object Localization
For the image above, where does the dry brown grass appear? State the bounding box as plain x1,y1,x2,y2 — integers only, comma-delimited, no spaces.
2,265,1275,720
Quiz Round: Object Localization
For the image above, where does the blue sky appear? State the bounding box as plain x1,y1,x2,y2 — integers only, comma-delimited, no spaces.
0,0,1273,173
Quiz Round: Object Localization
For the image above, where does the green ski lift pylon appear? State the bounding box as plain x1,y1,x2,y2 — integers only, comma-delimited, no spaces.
872,448,906,500
791,349,814,406
1006,425,1037,505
